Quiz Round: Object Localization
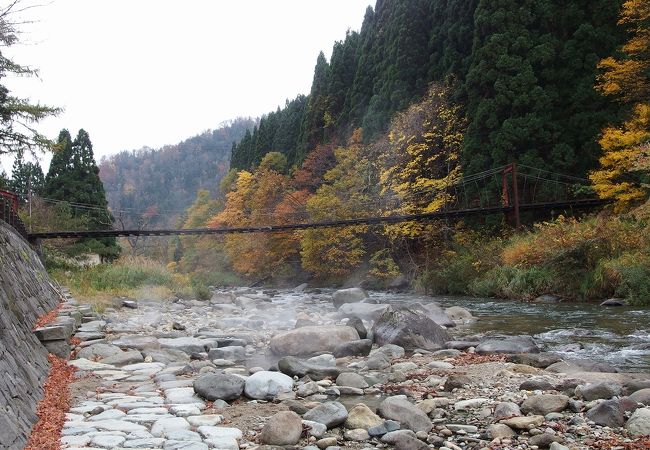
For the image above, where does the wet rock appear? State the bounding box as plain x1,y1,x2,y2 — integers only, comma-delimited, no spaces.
259,411,303,445
345,316,367,339
333,339,372,357
534,294,562,303
345,403,383,430
521,394,569,415
494,402,522,421
626,407,650,437
507,353,562,368
454,398,489,411
487,423,516,439
336,372,369,389
585,399,626,427
445,306,475,323
444,374,472,391
629,388,650,405
193,373,245,401
378,395,432,433
338,303,391,321
576,381,622,401
372,307,451,351
277,356,341,381
600,298,626,307
270,326,360,356
303,401,349,428
475,335,539,354
332,288,367,307
546,359,619,374
244,371,293,400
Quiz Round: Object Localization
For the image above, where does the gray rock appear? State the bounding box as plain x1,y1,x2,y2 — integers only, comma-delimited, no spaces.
34,325,70,342
546,359,619,374
600,298,626,307
338,303,391,321
529,433,562,448
444,374,471,391
346,317,367,339
382,431,428,450
549,443,571,450
193,373,245,401
493,402,522,421
626,407,650,437
260,411,303,445
487,423,515,439
244,371,293,400
445,306,475,323
445,341,480,350
344,428,370,441
368,420,401,436
336,373,369,389
534,295,562,303
576,381,622,401
629,388,650,405
43,340,70,358
365,352,391,370
303,401,349,429
507,353,562,368
585,399,626,427
277,356,341,381
332,288,368,307
476,335,539,354
77,343,123,360
303,420,327,438
378,395,432,433
101,349,144,366
520,379,555,391
345,403,383,430
521,394,569,415
412,302,456,327
270,326,360,356
208,346,246,361
158,337,214,354
112,335,161,350
333,339,372,357
372,307,451,351
371,344,405,360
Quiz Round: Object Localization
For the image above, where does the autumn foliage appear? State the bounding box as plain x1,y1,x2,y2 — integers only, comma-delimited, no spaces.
24,354,76,450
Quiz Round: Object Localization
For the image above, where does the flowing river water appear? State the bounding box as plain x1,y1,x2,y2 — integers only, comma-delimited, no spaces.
369,292,650,373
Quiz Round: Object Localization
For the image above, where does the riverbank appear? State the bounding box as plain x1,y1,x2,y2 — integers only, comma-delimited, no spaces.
417,216,650,306
54,286,650,449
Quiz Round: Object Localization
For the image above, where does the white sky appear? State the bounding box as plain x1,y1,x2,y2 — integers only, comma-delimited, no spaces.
1,0,372,173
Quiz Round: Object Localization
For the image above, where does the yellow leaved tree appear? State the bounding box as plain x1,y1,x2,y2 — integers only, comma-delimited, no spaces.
591,0,650,212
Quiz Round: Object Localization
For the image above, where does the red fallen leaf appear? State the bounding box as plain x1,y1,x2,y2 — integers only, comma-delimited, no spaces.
24,354,76,450
33,302,64,330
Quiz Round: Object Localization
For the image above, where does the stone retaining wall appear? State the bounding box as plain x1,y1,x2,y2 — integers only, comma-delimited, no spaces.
0,222,60,450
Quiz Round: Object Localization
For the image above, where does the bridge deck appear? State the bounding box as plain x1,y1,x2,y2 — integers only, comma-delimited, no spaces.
27,198,608,240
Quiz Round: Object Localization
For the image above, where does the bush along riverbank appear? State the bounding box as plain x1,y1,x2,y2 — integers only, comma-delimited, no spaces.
418,216,650,306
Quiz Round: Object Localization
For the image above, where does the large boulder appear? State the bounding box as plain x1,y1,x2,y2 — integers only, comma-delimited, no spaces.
333,339,373,358
194,373,245,401
244,371,293,400
475,335,539,354
332,288,368,307
629,388,650,405
585,398,637,427
338,303,391,321
371,307,451,351
444,306,475,324
277,356,341,381
270,326,360,356
575,382,622,401
259,411,303,445
545,359,619,374
377,396,432,433
411,302,455,328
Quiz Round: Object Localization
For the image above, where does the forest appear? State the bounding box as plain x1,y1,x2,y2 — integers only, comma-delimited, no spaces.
168,0,650,304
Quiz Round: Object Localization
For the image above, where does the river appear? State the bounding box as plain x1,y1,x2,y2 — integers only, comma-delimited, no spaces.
367,291,650,373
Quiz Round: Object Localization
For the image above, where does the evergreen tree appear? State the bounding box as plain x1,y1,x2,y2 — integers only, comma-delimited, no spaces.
9,151,45,201
44,129,120,260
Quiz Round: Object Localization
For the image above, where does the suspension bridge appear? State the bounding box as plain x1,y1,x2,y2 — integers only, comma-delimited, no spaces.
1,163,610,244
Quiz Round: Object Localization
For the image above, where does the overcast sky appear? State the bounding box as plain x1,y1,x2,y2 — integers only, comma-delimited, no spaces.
1,0,372,172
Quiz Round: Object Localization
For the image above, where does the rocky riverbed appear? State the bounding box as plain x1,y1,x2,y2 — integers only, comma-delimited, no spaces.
56,286,650,450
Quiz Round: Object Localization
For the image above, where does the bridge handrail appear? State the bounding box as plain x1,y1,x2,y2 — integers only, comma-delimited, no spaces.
0,190,29,240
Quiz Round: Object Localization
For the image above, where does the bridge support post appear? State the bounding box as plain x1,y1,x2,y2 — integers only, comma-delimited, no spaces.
503,163,521,228
512,162,521,228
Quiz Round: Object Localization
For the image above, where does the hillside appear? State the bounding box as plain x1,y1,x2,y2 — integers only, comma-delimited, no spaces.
231,0,624,176
99,118,255,228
